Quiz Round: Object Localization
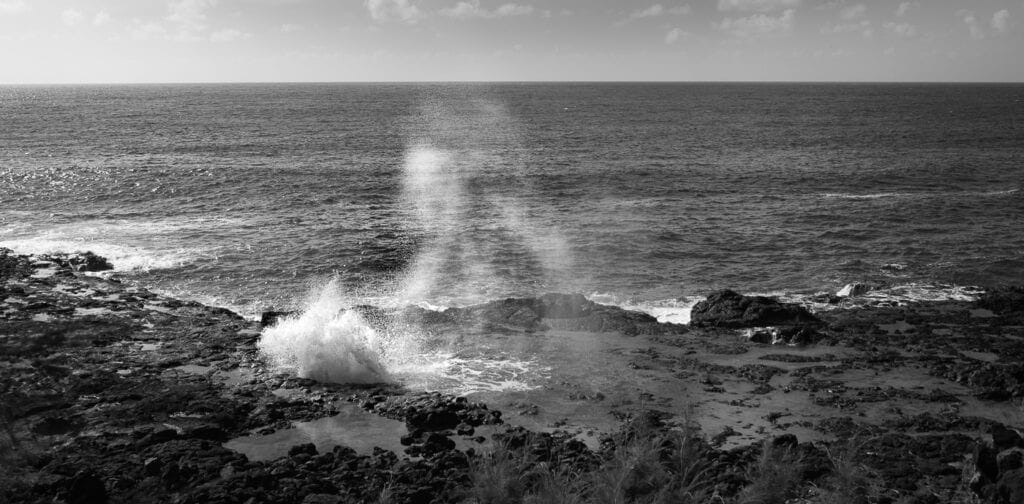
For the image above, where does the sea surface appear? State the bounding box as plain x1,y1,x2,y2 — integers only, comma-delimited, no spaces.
3,82,1024,321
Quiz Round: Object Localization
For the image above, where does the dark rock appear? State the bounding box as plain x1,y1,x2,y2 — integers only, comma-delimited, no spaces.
70,252,114,272
690,290,821,328
67,470,107,504
143,457,163,476
260,310,295,327
976,443,1000,483
455,422,475,436
187,424,228,441
976,287,1024,315
138,427,179,447
420,432,456,455
302,495,343,504
992,425,1022,451
288,443,318,458
977,389,1014,401
31,415,82,435
998,448,1024,473
772,433,799,448
997,468,1024,504
418,293,685,335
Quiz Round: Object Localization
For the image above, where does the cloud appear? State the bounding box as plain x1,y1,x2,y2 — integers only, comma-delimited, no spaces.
61,8,84,26
991,9,1010,34
895,1,917,17
130,20,168,40
93,11,112,26
365,0,422,23
0,0,27,14
627,4,691,20
716,9,794,37
839,4,865,21
664,27,690,43
717,0,799,12
883,21,917,38
210,28,251,42
958,10,984,40
167,0,216,40
279,23,303,33
821,19,871,38
439,1,535,19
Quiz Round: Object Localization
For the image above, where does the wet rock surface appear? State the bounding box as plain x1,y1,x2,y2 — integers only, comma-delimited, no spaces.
395,293,687,336
690,289,821,328
3,249,1024,503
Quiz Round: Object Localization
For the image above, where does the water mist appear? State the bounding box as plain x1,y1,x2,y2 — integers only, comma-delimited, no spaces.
258,97,573,388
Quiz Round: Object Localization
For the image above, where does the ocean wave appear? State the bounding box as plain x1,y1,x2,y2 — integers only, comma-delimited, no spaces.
821,192,909,200
587,292,701,325
804,282,984,311
821,188,1018,200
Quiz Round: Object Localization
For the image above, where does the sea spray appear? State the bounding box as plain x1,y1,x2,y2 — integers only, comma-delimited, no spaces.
260,98,575,386
258,279,392,384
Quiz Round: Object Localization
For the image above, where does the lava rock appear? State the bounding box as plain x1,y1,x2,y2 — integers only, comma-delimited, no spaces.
992,425,1023,452
997,468,1024,504
260,310,295,327
998,448,1024,473
976,286,1024,315
288,443,318,458
690,290,821,328
66,470,108,504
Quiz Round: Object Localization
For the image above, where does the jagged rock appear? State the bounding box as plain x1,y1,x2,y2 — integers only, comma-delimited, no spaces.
998,448,1024,473
41,252,114,272
66,470,107,504
367,392,502,432
997,468,1024,504
977,287,1024,315
993,425,1023,451
837,283,872,297
301,495,343,504
402,293,685,336
691,290,820,328
746,325,824,345
259,310,294,327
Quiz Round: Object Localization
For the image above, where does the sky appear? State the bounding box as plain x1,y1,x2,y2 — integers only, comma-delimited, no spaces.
0,0,1022,83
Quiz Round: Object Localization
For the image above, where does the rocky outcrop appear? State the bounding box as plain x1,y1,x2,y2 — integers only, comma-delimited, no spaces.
40,251,114,272
690,290,821,328
397,293,685,336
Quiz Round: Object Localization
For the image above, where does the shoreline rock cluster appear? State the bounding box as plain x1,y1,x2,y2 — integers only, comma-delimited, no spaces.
2,248,1023,503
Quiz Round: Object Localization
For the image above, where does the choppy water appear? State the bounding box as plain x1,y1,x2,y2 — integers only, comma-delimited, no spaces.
3,82,1023,321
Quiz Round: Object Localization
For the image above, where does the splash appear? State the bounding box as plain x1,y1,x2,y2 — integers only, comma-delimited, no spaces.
257,280,391,384
260,98,573,387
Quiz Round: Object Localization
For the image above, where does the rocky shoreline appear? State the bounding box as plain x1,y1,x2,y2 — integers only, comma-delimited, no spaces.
2,248,1023,503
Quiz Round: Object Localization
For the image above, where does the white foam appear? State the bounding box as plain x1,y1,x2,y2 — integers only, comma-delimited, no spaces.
257,280,392,384
822,192,908,200
1,238,203,272
806,283,984,311
588,293,700,325
391,352,547,395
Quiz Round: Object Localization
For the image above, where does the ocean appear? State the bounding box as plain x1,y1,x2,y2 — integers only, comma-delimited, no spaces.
2,82,1023,322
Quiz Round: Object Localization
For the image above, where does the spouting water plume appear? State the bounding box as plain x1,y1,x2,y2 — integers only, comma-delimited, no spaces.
396,99,575,305
257,279,391,384
260,97,576,387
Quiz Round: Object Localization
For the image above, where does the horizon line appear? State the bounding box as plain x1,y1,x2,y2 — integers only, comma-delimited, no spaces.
2,79,1024,86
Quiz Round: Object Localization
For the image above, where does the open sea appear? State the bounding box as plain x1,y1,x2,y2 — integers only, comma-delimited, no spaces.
3,82,1024,322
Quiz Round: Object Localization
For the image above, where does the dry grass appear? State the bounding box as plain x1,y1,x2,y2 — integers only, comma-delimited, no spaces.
735,441,805,504
464,423,714,504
